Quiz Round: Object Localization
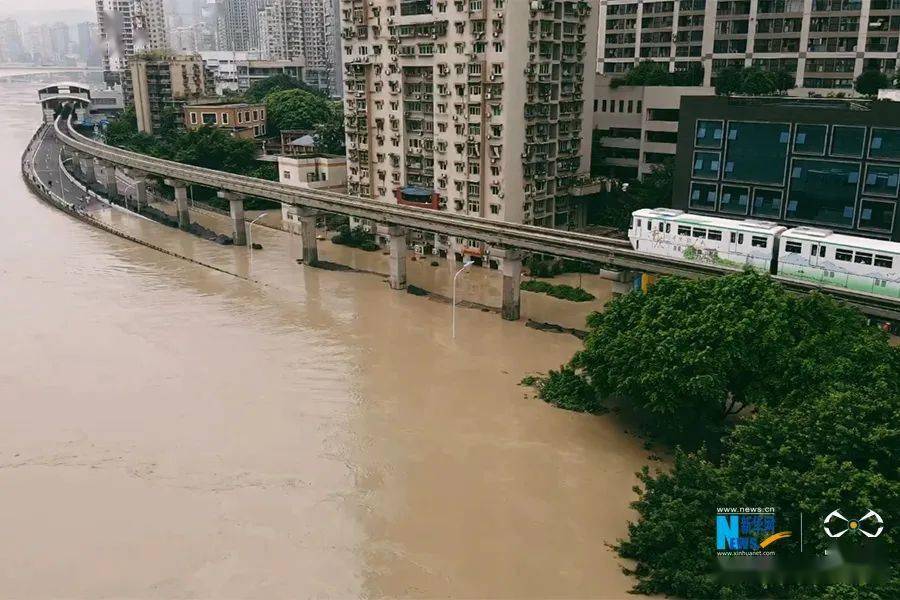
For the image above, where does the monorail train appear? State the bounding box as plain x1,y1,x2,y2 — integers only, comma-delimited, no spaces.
628,208,900,298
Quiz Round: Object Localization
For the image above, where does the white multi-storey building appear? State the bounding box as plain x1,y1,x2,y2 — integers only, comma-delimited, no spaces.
341,0,598,232
597,0,900,90
216,0,262,51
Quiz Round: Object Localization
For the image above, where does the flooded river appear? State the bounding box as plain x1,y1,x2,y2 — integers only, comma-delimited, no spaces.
1,77,649,598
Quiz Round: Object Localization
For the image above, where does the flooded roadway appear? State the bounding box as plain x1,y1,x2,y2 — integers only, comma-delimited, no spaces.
2,77,649,598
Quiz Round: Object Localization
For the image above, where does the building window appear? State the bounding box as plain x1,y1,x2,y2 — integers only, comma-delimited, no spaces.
202,112,216,124
831,125,866,158
222,112,229,125
696,119,724,148
692,151,721,179
253,110,259,120
858,199,896,232
793,124,827,155
283,171,291,179
237,112,243,123
786,159,860,227
863,164,900,197
190,112,197,124
869,128,900,161
752,188,783,218
723,121,790,185
689,181,717,210
719,185,750,215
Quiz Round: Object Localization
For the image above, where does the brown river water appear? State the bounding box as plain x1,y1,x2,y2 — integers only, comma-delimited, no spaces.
1,76,651,598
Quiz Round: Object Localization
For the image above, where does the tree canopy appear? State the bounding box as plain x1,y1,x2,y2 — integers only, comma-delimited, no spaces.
265,88,338,133
586,156,674,230
714,66,794,96
611,60,704,88
571,271,898,448
243,73,325,103
855,70,891,97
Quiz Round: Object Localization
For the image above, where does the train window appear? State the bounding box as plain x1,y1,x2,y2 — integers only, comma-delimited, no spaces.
835,249,853,262
811,243,818,256
692,228,707,238
658,222,664,232
875,255,893,269
708,229,722,241
636,219,641,228
785,241,802,253
678,225,691,236
819,245,826,258
665,223,671,233
751,236,767,248
738,233,744,244
854,252,873,265
730,232,736,243
647,220,652,231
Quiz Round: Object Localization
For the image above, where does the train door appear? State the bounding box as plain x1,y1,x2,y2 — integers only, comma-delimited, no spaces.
809,243,819,268
728,230,738,255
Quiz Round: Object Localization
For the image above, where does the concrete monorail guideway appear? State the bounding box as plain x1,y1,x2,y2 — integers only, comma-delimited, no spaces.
52,116,900,322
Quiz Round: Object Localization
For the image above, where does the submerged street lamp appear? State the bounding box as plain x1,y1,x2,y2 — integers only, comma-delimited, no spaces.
452,259,475,339
247,212,268,253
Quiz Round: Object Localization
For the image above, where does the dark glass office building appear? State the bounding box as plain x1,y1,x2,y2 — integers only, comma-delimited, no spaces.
673,96,900,241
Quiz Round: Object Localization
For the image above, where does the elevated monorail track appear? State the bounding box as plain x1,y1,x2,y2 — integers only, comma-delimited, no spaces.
53,117,900,320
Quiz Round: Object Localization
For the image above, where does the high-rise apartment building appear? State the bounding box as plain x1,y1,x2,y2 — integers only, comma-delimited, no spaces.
598,0,900,90
258,0,338,94
96,0,170,84
126,53,210,133
0,19,26,63
341,0,598,230
216,0,262,51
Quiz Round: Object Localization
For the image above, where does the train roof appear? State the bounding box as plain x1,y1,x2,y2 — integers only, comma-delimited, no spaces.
782,227,900,255
633,209,786,234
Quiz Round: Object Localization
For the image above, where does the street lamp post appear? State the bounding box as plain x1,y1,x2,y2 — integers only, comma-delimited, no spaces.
247,212,268,253
451,259,475,339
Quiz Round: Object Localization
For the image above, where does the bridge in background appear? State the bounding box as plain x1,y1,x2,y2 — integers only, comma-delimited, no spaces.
52,117,900,322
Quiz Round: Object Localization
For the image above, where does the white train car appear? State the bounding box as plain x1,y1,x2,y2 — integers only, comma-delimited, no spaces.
777,227,900,298
629,208,786,272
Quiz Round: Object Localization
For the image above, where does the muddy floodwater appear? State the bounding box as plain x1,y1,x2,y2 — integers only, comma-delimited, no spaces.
0,76,650,598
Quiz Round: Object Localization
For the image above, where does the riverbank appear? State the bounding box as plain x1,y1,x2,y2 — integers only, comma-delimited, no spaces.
13,111,651,598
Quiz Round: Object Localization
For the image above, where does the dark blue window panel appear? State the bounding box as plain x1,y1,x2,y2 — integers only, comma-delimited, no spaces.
689,181,718,210
863,164,900,197
787,158,860,227
751,188,783,218
793,124,827,155
858,199,896,232
719,185,750,215
723,121,790,184
692,151,721,179
831,125,866,158
695,119,724,148
869,128,900,161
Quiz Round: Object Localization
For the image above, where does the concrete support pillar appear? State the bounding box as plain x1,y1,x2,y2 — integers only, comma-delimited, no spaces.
387,225,407,290
296,207,318,266
98,160,117,200
165,179,191,231
495,248,524,321
219,191,246,246
79,155,95,183
133,178,148,211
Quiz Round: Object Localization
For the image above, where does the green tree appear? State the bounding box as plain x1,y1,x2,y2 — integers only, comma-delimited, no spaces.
574,272,795,446
772,69,796,93
714,67,744,96
855,70,891,97
618,384,900,599
244,73,324,103
169,126,257,174
613,60,673,87
740,67,778,95
314,102,346,155
265,88,335,135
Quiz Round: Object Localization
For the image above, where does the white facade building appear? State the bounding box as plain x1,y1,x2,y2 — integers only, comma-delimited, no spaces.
341,0,599,235
258,0,338,93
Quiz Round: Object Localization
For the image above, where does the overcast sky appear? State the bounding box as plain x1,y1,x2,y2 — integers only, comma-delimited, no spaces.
0,0,92,11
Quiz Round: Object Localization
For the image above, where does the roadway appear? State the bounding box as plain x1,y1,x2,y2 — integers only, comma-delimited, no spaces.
52,117,900,321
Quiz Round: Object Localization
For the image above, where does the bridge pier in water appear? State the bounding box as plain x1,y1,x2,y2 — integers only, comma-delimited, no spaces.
494,248,524,321
165,179,191,231
78,154,95,184
295,208,318,266
218,191,246,246
387,225,407,290
97,160,118,201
